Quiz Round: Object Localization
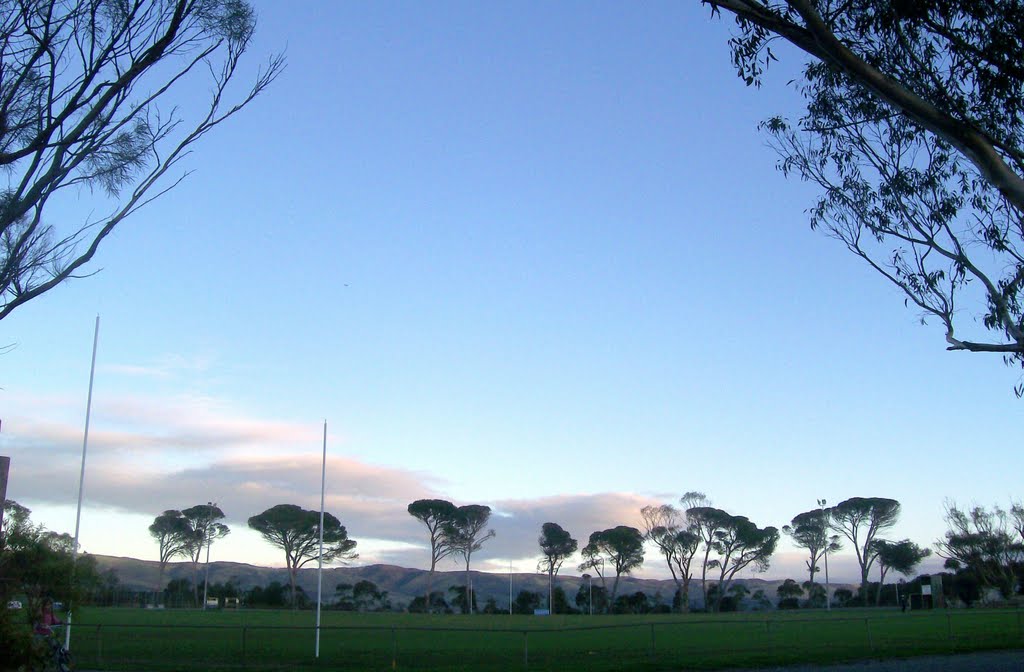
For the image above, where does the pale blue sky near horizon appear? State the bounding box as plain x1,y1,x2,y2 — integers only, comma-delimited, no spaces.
0,1,1019,585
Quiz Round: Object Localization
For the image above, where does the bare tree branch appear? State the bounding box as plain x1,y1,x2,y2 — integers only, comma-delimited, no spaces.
0,0,284,320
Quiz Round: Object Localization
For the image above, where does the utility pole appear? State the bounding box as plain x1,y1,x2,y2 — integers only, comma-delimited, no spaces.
67,316,101,650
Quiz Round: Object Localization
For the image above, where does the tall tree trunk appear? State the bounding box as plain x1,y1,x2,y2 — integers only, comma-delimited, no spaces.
609,574,621,612
288,563,298,610
679,576,691,614
464,556,472,615
425,559,436,614
157,564,166,606
700,546,713,611
875,565,889,607
713,561,735,613
191,557,199,607
666,563,684,614
860,567,870,607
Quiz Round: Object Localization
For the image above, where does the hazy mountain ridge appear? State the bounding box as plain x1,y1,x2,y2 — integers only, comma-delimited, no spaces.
89,554,844,609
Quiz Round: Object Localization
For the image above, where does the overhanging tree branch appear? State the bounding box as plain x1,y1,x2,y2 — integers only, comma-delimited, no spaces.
707,0,1024,383
0,0,284,320
707,0,1024,210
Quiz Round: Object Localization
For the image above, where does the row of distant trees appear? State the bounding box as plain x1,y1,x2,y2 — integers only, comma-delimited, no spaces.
2,494,1019,622
406,495,923,614
150,500,497,611
147,494,1024,614
151,502,496,611
148,504,231,607
149,503,359,608
155,575,392,611
405,494,1024,613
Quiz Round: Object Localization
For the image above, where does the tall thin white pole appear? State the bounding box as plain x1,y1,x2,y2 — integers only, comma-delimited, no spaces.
66,315,100,650
315,421,327,658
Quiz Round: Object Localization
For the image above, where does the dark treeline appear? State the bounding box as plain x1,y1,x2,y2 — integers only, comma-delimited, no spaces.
4,493,1023,621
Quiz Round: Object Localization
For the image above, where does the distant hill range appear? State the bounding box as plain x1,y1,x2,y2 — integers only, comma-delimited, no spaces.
88,554,840,610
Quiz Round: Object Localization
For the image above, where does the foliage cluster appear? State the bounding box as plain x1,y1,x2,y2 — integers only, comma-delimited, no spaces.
0,0,281,321
1,500,101,669
335,579,391,612
406,499,495,613
936,501,1024,599
708,0,1024,391
247,504,357,608
638,493,778,612
149,504,230,607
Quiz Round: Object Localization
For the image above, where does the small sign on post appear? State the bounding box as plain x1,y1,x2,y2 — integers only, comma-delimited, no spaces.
915,575,936,609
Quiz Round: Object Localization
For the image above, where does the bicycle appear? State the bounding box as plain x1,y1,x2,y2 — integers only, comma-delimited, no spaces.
34,627,74,672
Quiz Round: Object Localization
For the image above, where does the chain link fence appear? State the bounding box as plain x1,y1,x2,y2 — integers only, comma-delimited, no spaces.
67,609,1024,672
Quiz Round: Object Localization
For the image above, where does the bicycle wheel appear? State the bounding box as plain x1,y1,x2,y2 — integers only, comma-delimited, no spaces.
56,646,73,672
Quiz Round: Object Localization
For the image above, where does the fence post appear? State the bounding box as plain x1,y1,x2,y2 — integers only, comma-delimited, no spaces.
864,618,873,653
649,623,656,659
96,624,102,669
947,612,954,651
391,627,397,670
523,631,529,670
241,625,247,668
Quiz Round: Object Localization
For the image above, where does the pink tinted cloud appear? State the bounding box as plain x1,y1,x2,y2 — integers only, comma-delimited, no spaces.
102,353,213,380
1,388,919,582
5,388,330,462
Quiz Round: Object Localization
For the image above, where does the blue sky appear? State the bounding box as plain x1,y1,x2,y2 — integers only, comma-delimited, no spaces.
1,1,1020,585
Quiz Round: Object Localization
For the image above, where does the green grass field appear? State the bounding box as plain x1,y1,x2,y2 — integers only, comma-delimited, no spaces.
55,607,1024,671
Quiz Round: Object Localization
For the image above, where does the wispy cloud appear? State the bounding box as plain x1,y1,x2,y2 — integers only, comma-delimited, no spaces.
2,387,938,584
103,353,215,381
4,391,326,462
